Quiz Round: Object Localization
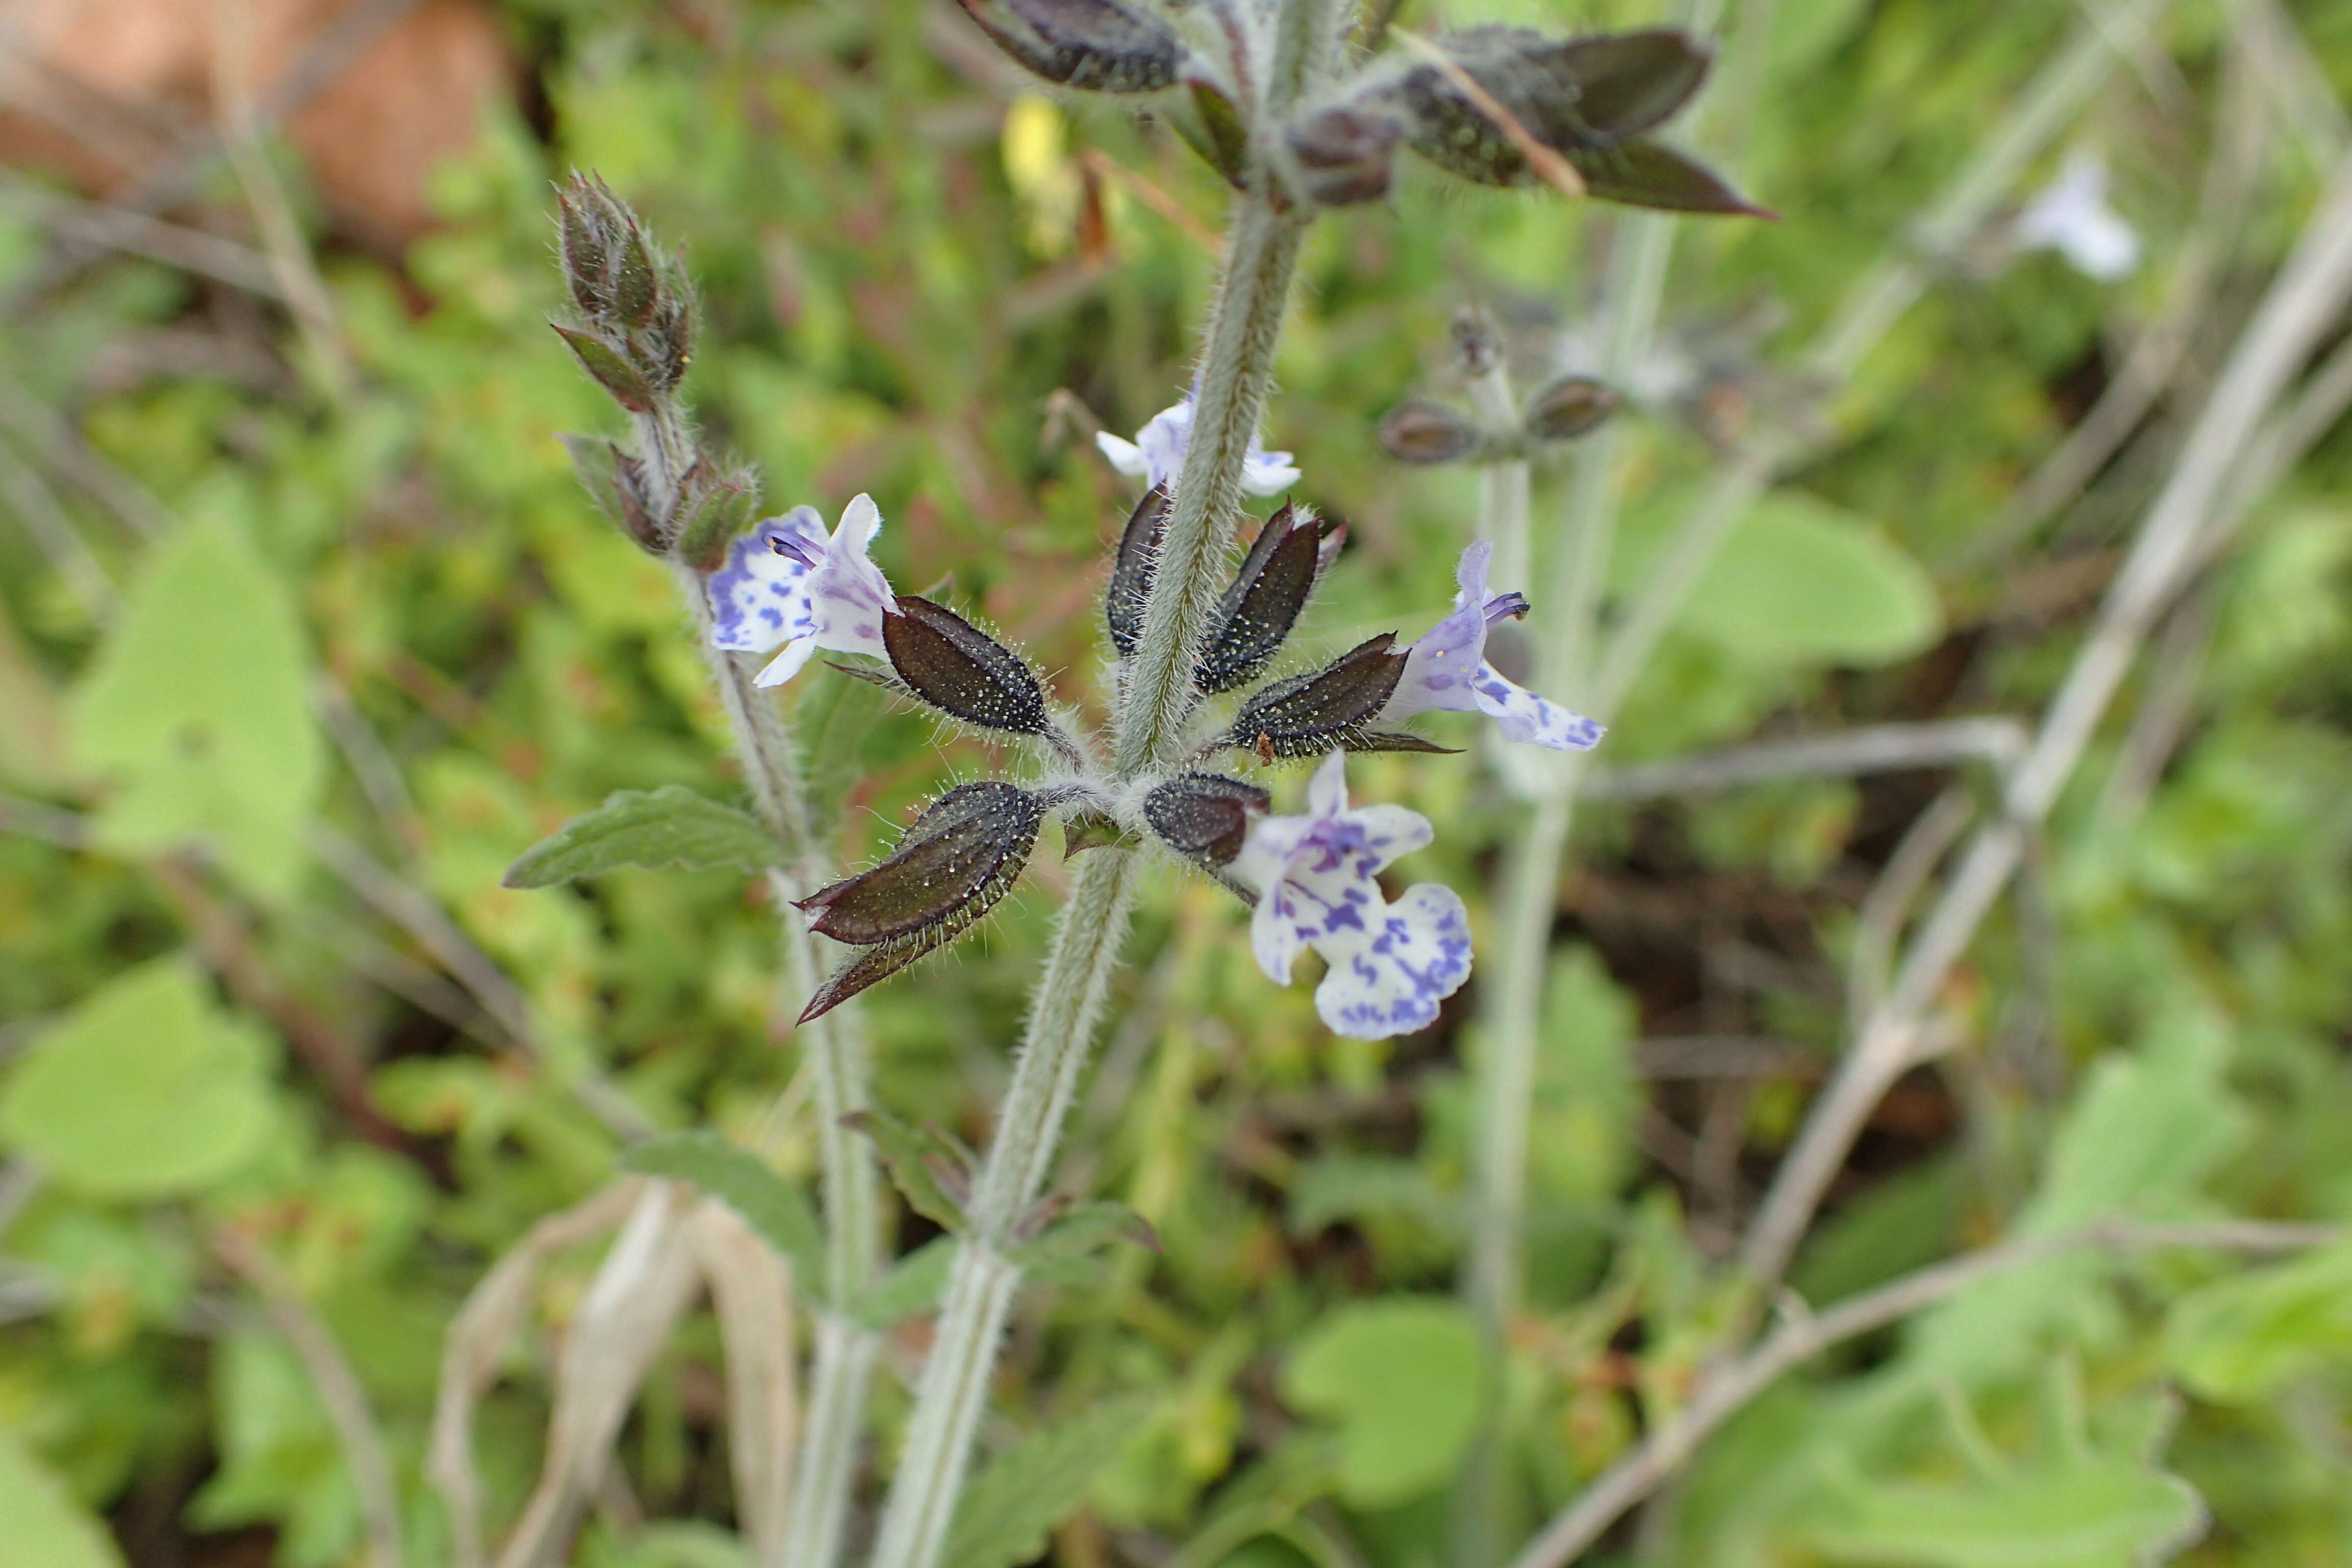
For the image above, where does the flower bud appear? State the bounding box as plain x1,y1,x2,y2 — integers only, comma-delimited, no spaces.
1287,104,1403,208
883,596,1054,738
552,325,653,413
1143,773,1270,868
1522,375,1620,441
672,461,760,571
1377,400,1481,464
559,434,664,553
954,0,1184,94
557,173,658,328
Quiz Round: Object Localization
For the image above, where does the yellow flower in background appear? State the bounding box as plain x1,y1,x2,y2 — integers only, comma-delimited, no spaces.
1002,94,1083,258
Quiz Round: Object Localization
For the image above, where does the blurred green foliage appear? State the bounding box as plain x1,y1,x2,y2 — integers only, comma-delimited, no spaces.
2,1,2351,1565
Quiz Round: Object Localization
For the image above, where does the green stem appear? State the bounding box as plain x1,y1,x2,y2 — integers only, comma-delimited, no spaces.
1113,192,1306,777
866,850,1141,1568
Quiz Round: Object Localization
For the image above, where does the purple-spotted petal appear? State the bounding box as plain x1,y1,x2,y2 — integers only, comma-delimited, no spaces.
708,507,826,653
744,494,899,689
1472,663,1604,750
1388,542,1500,721
1312,883,1473,1038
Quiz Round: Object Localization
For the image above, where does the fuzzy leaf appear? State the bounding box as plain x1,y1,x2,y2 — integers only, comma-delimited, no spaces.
2163,1240,2352,1403
1010,1200,1162,1270
841,1110,969,1231
847,1238,955,1328
1673,492,1942,667
67,518,323,900
619,1132,826,1290
0,1431,127,1568
503,787,779,888
1281,1298,1484,1507
945,1398,1158,1568
0,959,274,1199
552,324,654,412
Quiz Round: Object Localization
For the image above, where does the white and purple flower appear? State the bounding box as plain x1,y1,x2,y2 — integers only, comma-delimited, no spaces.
2012,149,2139,281
1096,396,1301,496
706,494,897,689
1381,542,1605,750
1231,752,1473,1039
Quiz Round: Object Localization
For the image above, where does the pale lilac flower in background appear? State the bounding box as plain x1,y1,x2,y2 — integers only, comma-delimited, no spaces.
1381,542,1606,750
706,494,896,689
1232,752,1473,1039
2012,149,2140,281
1096,396,1302,496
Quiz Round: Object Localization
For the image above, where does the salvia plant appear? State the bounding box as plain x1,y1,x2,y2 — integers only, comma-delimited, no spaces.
537,3,1756,1565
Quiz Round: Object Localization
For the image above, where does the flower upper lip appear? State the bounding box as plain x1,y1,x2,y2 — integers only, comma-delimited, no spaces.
1095,395,1301,496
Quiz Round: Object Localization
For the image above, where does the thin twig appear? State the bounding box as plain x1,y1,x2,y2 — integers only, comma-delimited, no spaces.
212,1224,407,1568
1739,145,2352,1303
1580,719,2027,803
0,172,286,298
1509,1218,2343,1568
0,432,117,620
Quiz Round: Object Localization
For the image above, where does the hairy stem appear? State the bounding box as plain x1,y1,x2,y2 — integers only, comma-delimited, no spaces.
867,850,1142,1568
1112,192,1306,777
1455,203,1676,1567
662,393,881,1568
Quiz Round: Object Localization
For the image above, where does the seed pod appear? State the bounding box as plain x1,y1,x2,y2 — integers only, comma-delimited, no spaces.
1143,773,1270,867
1393,27,1757,216
1288,103,1404,208
1230,634,1456,758
883,597,1052,737
797,782,1045,1020
1522,375,1621,441
1554,30,1711,142
954,0,1184,93
1196,504,1337,693
1567,140,1766,218
1107,484,1169,658
1377,400,1481,464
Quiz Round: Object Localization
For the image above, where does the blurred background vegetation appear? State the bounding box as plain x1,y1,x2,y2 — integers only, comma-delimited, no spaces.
4,1,2352,1565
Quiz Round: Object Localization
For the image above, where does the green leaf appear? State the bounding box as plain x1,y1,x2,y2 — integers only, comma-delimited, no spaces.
1796,1369,2205,1568
1279,1298,1483,1507
840,1110,968,1231
0,1429,127,1568
1010,1200,1160,1270
1675,492,1943,667
619,1132,825,1291
793,667,898,828
2163,1240,2352,1403
503,786,779,888
945,1398,1157,1568
67,519,323,899
0,959,274,1198
1908,1013,2249,1383
847,1237,954,1329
